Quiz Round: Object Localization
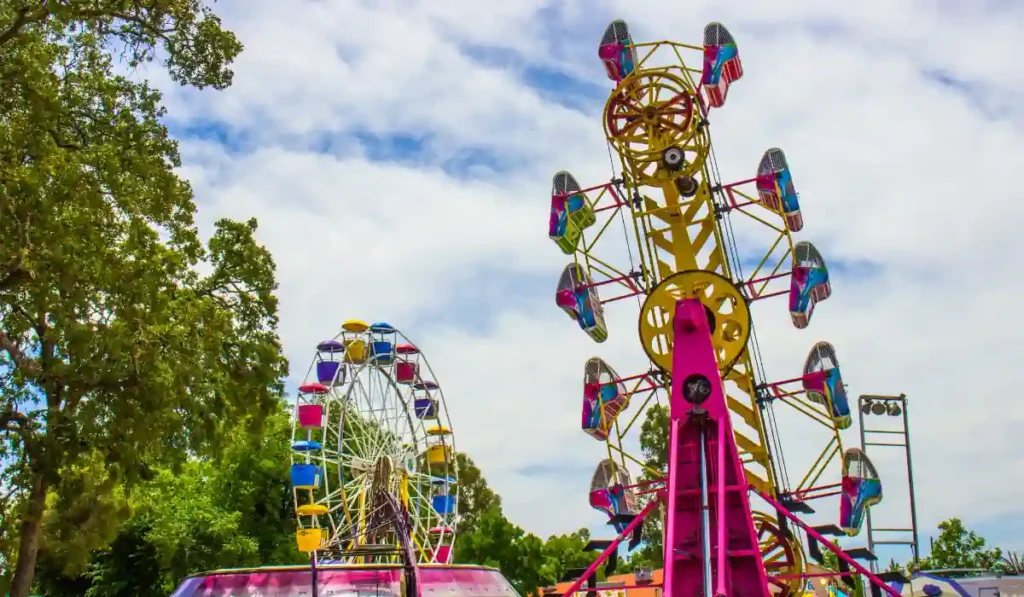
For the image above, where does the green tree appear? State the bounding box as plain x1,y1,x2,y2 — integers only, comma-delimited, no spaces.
626,403,669,569
0,1,272,593
918,518,1002,572
453,453,501,537
456,504,547,595
813,538,852,572
999,551,1024,575
33,451,132,579
638,404,670,473
538,528,601,588
456,510,600,596
211,407,304,568
32,405,302,596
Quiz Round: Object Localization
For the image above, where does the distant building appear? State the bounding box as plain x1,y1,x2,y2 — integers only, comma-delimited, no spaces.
540,567,664,597
916,573,1024,597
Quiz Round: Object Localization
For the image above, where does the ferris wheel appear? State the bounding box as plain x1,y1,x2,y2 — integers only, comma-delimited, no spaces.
289,320,458,565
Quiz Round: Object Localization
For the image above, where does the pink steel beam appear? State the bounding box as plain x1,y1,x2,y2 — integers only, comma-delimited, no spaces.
665,298,770,597
754,489,901,597
560,497,662,597
553,182,626,214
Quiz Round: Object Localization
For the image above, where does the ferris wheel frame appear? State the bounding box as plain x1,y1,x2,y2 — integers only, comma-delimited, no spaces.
289,321,459,564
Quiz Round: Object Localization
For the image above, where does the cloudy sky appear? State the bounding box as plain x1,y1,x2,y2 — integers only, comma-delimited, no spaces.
146,0,1023,559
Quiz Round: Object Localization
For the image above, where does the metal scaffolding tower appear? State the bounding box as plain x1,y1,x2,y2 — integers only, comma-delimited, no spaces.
858,394,920,573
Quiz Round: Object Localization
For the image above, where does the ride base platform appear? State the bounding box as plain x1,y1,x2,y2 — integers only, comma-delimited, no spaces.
169,563,518,597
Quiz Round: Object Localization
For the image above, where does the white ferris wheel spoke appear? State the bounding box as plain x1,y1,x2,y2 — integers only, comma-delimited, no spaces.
291,326,459,564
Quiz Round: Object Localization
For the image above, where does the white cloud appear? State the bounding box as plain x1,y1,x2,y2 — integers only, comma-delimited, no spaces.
163,0,1024,554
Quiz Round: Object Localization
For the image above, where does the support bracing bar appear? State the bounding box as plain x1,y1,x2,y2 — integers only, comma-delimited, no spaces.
560,498,662,597
755,489,901,597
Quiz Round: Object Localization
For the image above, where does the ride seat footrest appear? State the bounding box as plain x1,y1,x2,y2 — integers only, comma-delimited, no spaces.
780,495,815,514
877,571,910,584
844,547,877,561
584,540,615,552
813,524,845,536
560,568,587,583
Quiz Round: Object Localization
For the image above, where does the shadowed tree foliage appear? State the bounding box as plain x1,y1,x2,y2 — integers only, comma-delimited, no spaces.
917,518,1002,572
0,1,278,594
451,454,600,595
31,406,303,597
624,403,669,570
0,0,242,89
456,503,601,596
1000,551,1024,575
536,528,601,588
453,453,501,536
456,504,547,594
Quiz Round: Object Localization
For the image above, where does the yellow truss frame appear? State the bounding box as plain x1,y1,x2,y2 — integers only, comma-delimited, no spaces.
601,370,669,482
575,39,845,500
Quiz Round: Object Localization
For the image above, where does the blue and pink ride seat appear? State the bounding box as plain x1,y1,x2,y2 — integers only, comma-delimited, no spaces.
801,341,851,430
839,448,883,536
581,357,628,441
555,263,608,343
702,22,743,108
549,171,596,254
755,147,803,232
789,241,831,329
588,459,639,534
598,20,638,83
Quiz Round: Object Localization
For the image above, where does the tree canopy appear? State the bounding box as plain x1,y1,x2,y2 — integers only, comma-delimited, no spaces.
623,403,668,570
22,446,600,597
30,406,302,597
455,502,600,595
0,1,285,594
452,453,599,595
917,518,1002,572
453,452,501,536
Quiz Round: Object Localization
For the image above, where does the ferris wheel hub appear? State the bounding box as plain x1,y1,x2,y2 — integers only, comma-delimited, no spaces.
371,456,396,492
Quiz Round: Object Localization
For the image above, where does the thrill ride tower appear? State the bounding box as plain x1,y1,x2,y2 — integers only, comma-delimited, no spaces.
551,20,905,597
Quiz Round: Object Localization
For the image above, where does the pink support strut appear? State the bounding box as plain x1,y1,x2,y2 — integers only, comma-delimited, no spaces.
664,299,770,597
560,498,662,597
754,489,902,597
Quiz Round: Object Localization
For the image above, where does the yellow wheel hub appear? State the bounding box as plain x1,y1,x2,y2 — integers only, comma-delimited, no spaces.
638,270,750,373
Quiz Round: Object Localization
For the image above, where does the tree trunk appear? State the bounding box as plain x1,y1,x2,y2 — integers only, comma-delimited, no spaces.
9,471,47,597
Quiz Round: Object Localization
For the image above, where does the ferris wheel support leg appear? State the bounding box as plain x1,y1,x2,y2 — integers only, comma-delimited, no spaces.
310,552,319,597
665,298,770,597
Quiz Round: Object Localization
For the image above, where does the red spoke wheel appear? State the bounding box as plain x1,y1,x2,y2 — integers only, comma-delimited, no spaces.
754,511,805,597
603,70,698,165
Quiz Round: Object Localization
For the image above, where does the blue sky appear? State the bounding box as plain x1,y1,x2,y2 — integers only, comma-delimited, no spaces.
148,0,1024,560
